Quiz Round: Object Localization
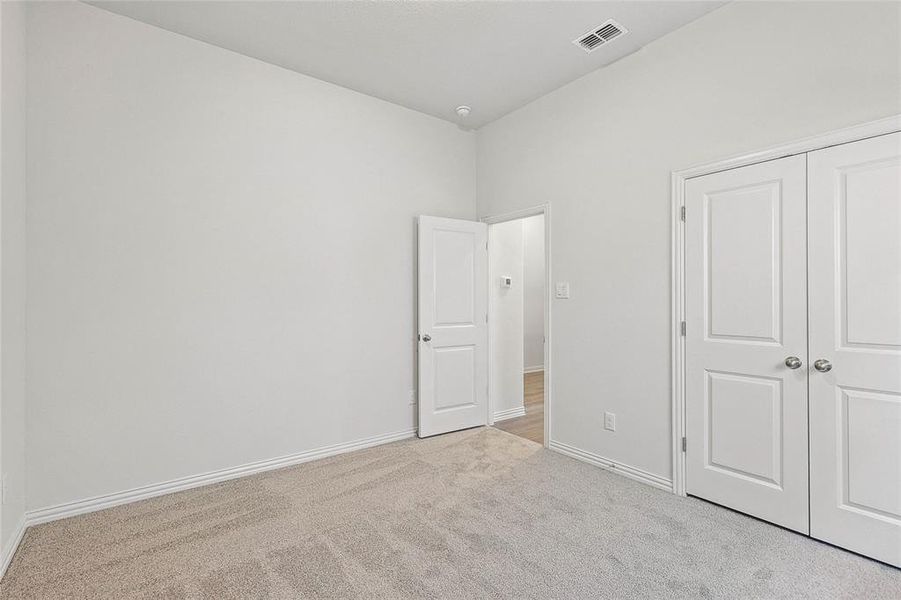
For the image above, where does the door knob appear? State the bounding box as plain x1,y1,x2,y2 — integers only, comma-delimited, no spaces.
421,334,431,342
784,356,802,370
813,359,832,373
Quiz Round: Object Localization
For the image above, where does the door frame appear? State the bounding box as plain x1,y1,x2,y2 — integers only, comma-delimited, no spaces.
670,115,901,496
481,204,552,448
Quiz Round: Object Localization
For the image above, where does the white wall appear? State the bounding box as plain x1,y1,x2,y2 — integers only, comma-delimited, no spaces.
0,0,28,565
26,1,476,511
522,214,544,372
17,0,901,516
477,1,901,481
489,219,524,417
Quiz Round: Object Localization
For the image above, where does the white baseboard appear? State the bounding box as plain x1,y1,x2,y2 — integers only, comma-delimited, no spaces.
523,366,544,374
493,406,526,422
549,440,673,492
0,516,26,580
24,428,416,528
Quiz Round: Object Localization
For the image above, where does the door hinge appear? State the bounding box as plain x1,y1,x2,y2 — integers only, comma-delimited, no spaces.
485,313,488,323
681,321,686,336
682,437,687,452
680,206,685,221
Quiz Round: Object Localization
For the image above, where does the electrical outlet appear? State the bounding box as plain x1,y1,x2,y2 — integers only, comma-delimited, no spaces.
408,389,416,406
604,412,616,432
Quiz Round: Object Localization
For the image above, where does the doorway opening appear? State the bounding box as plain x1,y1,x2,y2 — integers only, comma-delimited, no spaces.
486,211,548,446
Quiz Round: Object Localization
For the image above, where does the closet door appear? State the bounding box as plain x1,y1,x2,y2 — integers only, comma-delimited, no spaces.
808,132,901,567
685,155,809,533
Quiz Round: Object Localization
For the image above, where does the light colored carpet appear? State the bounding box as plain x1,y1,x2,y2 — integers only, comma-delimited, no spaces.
1,427,898,599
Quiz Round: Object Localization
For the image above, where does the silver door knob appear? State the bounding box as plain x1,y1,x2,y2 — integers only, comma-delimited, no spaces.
421,334,431,342
784,356,802,369
813,359,832,373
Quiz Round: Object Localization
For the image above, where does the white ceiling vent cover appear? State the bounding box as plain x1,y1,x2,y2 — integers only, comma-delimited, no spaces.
573,19,628,53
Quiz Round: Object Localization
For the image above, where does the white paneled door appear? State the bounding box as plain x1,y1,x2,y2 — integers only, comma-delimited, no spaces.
808,132,901,566
418,216,488,438
685,155,810,533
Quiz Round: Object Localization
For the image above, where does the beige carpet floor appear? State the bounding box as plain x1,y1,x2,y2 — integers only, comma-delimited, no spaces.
1,427,899,599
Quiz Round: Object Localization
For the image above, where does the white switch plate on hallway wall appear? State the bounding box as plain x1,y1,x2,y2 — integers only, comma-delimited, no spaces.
604,412,616,431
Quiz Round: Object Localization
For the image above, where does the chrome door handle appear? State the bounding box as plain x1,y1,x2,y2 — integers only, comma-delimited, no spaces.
813,359,832,373
421,334,431,342
784,356,802,370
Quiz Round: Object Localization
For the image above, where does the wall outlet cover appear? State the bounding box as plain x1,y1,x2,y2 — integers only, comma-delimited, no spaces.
555,282,570,299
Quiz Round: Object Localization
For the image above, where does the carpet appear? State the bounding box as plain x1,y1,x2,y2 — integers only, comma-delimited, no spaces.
1,427,898,598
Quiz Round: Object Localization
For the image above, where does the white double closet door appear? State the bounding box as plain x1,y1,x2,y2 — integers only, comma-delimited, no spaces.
685,132,901,567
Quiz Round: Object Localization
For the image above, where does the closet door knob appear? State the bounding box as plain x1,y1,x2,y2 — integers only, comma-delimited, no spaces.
813,359,832,373
784,356,802,369
421,334,431,342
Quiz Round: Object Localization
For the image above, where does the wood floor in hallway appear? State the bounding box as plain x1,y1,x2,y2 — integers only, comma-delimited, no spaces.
494,370,544,444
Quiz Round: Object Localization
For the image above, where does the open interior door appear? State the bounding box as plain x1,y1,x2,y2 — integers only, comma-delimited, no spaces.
418,216,488,438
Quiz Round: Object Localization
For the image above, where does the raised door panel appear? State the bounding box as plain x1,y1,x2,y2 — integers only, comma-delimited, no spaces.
433,346,476,412
840,158,901,350
433,229,476,327
706,371,783,488
841,388,901,521
706,182,782,344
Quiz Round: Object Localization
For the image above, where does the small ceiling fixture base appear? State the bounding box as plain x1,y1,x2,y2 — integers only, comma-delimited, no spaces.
455,105,472,117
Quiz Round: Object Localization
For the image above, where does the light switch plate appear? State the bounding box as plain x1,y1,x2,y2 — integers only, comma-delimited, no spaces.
604,412,616,431
555,282,570,299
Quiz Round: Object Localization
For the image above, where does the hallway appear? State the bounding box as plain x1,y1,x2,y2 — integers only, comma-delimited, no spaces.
494,371,544,445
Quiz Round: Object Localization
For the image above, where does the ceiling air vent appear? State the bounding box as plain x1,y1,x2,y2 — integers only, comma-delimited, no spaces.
573,19,627,53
